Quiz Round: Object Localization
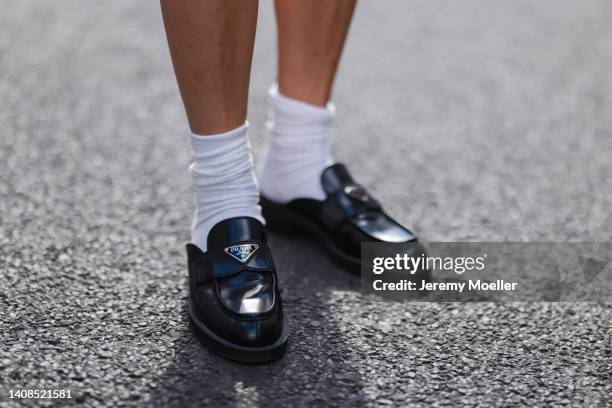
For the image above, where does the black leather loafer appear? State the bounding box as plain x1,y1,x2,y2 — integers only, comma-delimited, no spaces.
186,217,288,363
261,163,429,277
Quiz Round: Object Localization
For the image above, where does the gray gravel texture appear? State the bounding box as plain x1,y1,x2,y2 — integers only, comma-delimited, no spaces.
1,0,611,407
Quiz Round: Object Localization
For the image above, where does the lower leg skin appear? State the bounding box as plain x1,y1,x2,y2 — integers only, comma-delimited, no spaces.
275,0,357,106
259,0,357,203
161,0,263,251
161,0,258,134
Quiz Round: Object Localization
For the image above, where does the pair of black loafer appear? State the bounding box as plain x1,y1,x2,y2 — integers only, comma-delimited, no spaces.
186,163,426,363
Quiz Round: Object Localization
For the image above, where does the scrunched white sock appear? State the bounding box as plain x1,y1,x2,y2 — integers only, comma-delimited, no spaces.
259,84,335,203
190,122,264,252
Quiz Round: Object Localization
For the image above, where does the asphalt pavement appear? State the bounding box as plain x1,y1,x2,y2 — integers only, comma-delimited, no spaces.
1,0,611,406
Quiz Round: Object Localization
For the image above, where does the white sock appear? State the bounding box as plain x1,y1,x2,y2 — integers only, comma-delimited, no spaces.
190,122,264,252
259,84,335,203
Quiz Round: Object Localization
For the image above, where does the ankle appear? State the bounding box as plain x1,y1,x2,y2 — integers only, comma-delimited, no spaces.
259,85,335,203
190,122,264,251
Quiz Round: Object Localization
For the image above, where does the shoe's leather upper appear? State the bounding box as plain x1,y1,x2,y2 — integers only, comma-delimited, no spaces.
286,164,417,258
187,217,284,347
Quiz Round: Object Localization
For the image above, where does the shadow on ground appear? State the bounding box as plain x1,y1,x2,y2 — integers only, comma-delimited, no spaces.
149,232,366,407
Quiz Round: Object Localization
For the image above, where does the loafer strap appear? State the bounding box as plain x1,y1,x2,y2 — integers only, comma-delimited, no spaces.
191,241,274,286
321,183,382,227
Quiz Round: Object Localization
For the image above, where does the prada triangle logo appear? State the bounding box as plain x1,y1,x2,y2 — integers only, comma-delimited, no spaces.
224,244,259,263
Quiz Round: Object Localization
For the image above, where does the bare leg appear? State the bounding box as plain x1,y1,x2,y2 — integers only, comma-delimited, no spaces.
160,0,264,252
160,0,258,135
275,0,357,106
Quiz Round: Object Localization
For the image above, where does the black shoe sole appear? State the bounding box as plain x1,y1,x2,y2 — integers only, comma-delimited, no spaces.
188,303,289,364
261,196,430,281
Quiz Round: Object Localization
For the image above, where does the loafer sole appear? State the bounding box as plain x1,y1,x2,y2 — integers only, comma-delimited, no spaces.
188,303,289,364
